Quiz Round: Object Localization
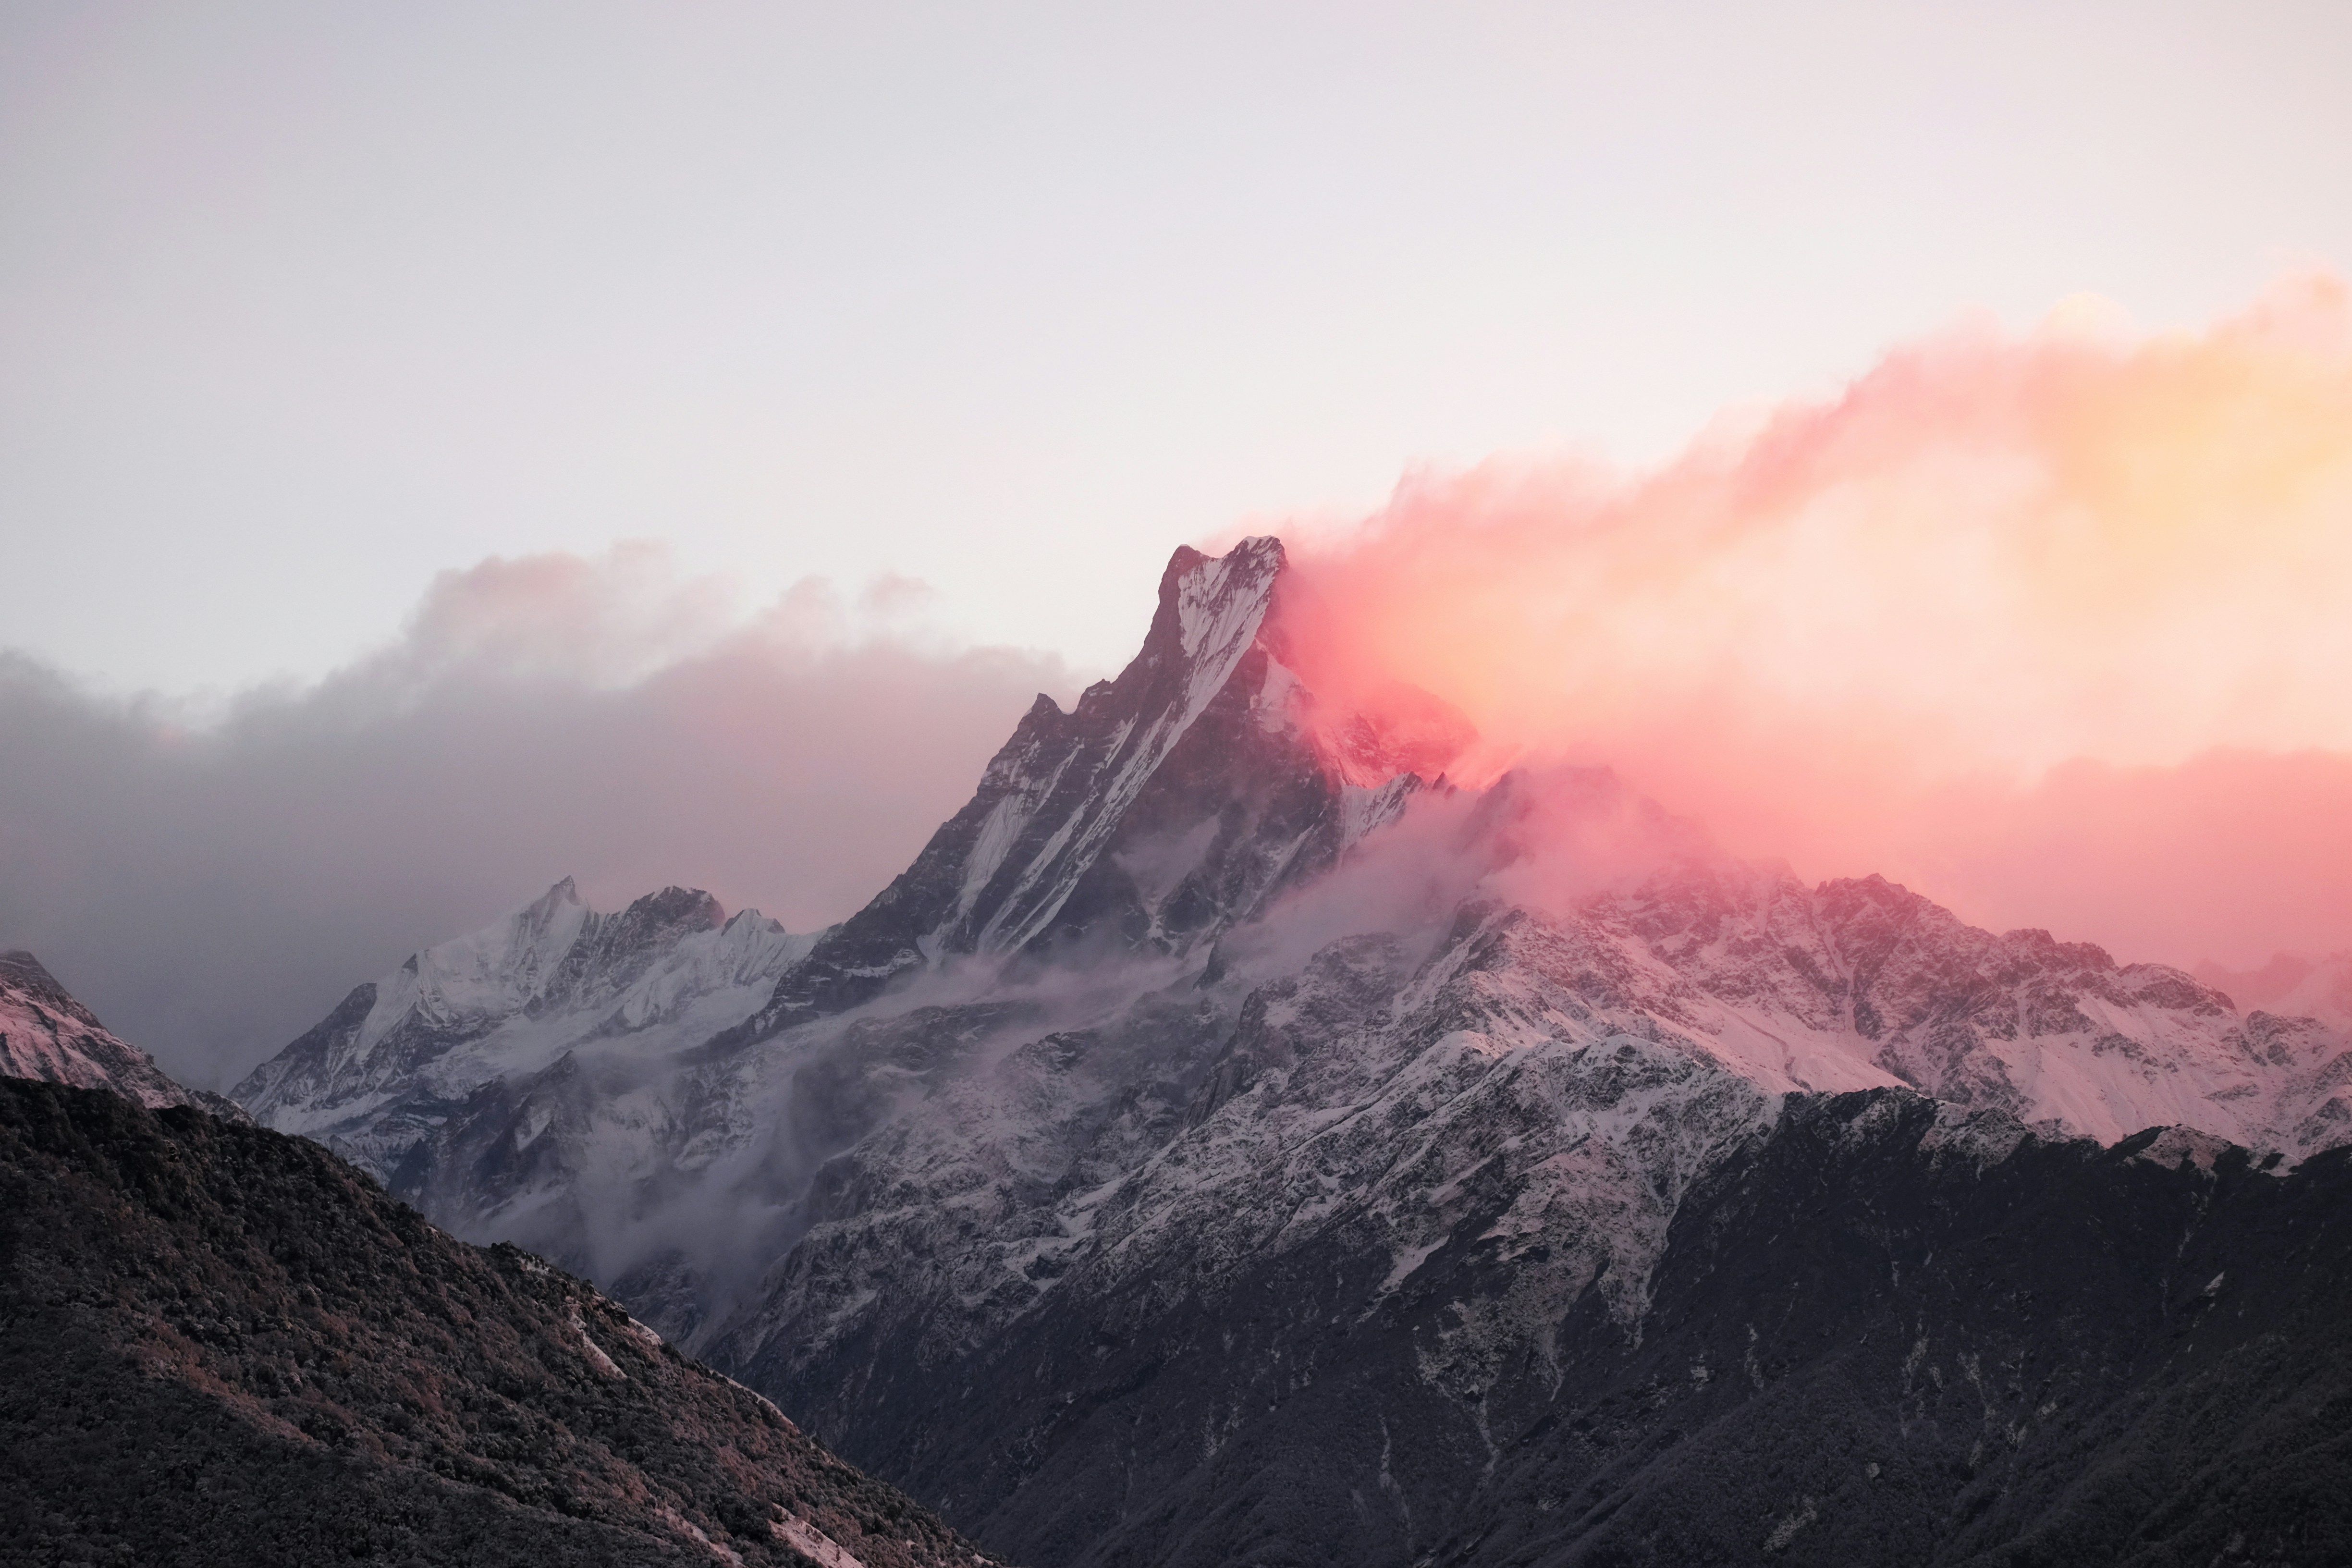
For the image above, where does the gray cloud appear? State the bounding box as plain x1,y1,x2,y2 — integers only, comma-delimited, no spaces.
0,550,1078,1091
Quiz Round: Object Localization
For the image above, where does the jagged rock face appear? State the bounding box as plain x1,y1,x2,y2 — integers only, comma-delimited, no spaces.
233,879,811,1178
0,1078,1002,1568
224,535,2352,1567
757,537,1415,1020
0,948,195,1110
713,912,1787,1463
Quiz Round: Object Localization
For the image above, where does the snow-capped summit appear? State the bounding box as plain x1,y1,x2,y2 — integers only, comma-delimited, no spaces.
0,949,194,1109
754,536,1445,1018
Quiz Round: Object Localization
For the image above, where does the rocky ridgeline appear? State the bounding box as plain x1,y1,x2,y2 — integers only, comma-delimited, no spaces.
1,949,210,1114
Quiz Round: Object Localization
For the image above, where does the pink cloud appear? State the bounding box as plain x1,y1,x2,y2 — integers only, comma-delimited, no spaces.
1267,273,2352,969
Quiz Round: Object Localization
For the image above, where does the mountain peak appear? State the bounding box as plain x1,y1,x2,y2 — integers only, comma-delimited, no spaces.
0,948,193,1110
622,885,726,928
0,949,84,1021
1102,535,1291,735
1159,534,1286,661
754,535,1377,1015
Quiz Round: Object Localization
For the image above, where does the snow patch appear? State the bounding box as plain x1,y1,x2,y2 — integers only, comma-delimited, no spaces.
569,1302,625,1378
772,1513,865,1568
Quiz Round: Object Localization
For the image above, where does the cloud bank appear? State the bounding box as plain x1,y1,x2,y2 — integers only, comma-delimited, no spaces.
11,278,2346,1089
0,549,1075,1090
1273,274,2352,972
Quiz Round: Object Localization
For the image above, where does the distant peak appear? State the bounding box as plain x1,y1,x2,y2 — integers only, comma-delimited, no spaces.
0,950,99,1024
1128,537,1289,688
0,950,58,989
1159,533,1283,587
623,886,728,930
1177,539,1284,657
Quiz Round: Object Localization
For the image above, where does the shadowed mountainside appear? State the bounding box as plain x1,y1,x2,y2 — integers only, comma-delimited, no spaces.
0,1078,1005,1568
803,1090,2352,1568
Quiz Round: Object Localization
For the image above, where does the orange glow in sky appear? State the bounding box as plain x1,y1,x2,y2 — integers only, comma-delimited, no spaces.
1267,275,2352,969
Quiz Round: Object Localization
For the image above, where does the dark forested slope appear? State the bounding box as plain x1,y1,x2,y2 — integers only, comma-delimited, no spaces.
0,1078,1003,1568
804,1090,2352,1568
1445,1095,2352,1567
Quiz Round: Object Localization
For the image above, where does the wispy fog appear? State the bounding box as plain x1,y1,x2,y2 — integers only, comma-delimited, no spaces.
0,548,1077,1090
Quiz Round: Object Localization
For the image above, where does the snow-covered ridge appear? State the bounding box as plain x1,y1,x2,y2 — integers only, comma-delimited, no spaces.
350,879,595,1065
723,858,2352,1392
1575,866,2349,1155
233,879,812,1173
0,949,193,1109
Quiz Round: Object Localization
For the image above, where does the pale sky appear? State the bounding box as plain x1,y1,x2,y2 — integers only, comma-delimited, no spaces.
6,1,2350,694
